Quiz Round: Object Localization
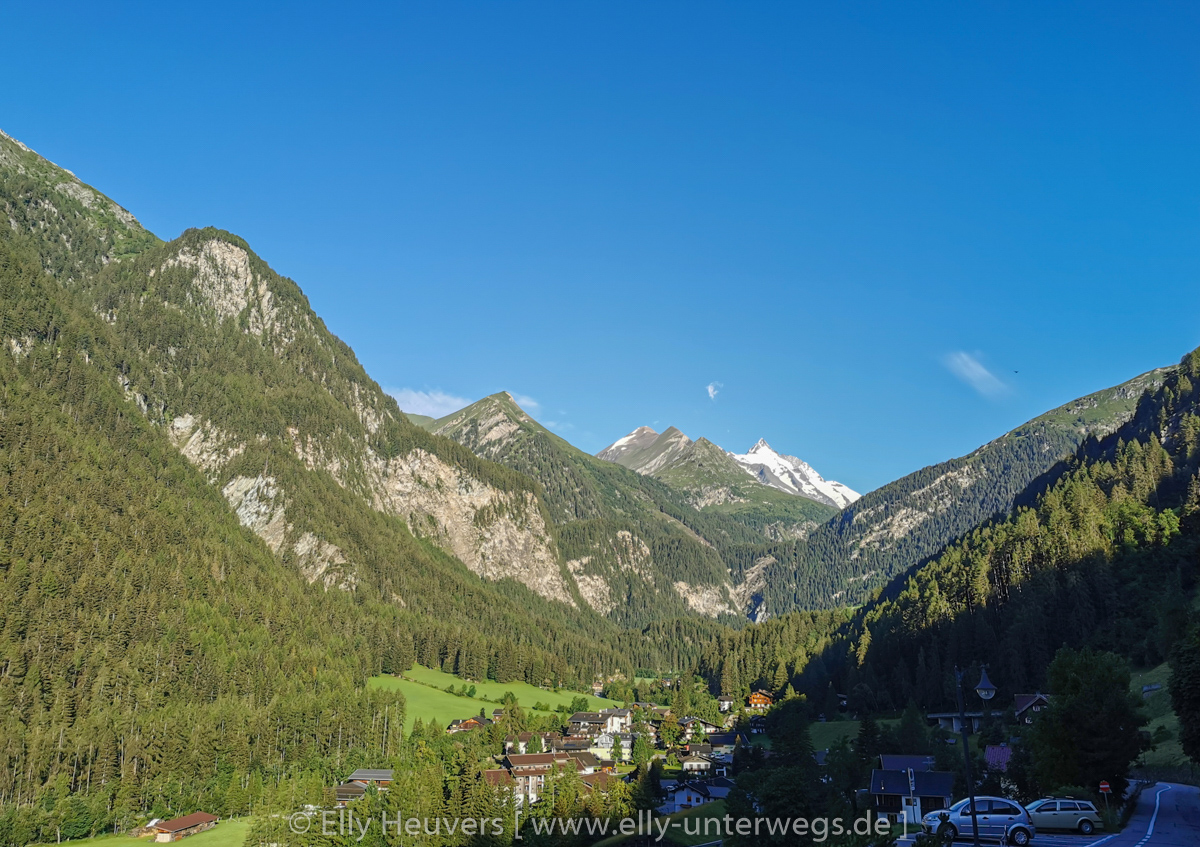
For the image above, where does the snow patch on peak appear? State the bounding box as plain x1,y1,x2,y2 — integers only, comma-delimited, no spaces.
729,441,859,509
596,425,664,464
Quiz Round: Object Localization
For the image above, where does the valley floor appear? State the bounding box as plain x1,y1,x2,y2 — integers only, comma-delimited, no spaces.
368,664,619,731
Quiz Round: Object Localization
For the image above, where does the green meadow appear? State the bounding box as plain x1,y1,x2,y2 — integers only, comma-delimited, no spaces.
808,718,901,753
1132,662,1186,767
369,665,621,732
31,819,250,847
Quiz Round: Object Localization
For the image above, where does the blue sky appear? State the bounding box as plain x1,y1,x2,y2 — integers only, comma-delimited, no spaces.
4,2,1198,493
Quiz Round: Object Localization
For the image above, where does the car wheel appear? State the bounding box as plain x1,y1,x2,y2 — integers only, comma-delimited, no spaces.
937,822,958,842
1079,819,1095,834
1009,827,1031,846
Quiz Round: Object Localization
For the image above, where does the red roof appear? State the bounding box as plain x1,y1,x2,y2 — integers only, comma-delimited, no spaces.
483,769,515,786
154,813,218,833
985,745,1013,772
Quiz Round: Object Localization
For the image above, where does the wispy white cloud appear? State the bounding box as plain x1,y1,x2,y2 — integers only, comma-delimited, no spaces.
544,420,575,432
707,381,723,401
943,352,1008,398
510,393,540,411
386,387,472,418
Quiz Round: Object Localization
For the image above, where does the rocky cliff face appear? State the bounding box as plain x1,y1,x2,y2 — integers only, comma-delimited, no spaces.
145,234,575,604
422,393,744,623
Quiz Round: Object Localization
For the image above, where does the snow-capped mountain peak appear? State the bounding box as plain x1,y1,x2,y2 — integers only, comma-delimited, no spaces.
728,440,860,509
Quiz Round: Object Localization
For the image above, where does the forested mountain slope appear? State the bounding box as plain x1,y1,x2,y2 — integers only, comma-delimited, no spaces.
0,234,402,816
2,129,622,626
747,369,1169,614
838,354,1200,709
0,129,724,821
428,393,761,623
690,349,1200,720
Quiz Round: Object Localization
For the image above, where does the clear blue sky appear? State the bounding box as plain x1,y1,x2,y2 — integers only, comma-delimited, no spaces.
5,2,1198,493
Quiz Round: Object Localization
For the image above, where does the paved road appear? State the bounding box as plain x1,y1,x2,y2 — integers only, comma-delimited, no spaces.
1094,783,1200,847
897,783,1200,847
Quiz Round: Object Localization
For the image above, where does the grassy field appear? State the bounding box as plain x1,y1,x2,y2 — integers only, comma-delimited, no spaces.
1132,663,1186,767
808,719,900,753
369,664,620,732
593,801,728,847
32,819,250,847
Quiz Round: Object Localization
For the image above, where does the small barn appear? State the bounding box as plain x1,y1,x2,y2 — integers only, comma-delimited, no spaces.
150,812,218,842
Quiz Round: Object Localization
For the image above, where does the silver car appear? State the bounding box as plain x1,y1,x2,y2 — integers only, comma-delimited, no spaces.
1025,797,1103,834
921,796,1036,845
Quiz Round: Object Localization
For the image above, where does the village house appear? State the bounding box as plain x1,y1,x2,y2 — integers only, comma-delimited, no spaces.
503,752,576,803
491,752,596,804
870,767,955,825
567,751,600,773
483,769,515,792
334,782,366,805
568,708,632,736
589,732,634,760
749,715,767,734
679,716,722,740
346,768,394,787
333,769,395,806
567,712,607,735
505,732,534,754
447,716,492,733
658,778,737,814
706,732,746,756
580,772,620,793
717,695,735,712
148,813,219,842
679,752,728,776
1013,693,1051,725
555,735,594,753
605,708,633,731
748,690,774,711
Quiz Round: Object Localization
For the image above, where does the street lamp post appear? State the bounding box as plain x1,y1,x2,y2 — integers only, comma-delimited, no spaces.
954,665,997,847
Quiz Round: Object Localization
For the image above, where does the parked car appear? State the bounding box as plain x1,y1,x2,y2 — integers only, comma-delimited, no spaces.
921,796,1035,845
1025,797,1104,834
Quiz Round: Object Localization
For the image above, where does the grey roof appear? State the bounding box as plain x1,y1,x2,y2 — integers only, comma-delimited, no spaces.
870,769,955,798
346,769,394,781
708,733,744,746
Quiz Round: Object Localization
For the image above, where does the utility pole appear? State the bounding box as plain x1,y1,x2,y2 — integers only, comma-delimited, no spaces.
955,666,983,847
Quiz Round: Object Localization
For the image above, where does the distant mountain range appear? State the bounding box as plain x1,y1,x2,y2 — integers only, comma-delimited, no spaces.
0,123,1173,630
597,426,858,510
729,440,859,508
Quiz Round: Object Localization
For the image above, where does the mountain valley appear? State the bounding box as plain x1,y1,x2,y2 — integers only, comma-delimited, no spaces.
2,124,1198,844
